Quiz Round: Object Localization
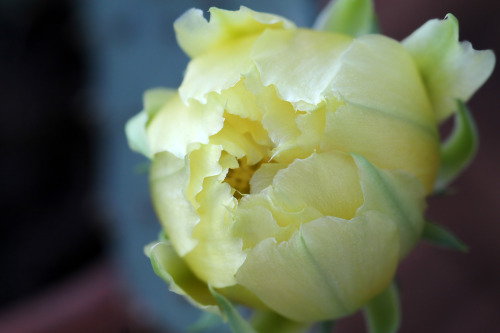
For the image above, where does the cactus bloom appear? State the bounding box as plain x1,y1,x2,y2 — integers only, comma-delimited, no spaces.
126,6,494,324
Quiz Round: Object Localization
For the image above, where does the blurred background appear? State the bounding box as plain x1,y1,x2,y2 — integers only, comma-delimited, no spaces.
0,0,498,332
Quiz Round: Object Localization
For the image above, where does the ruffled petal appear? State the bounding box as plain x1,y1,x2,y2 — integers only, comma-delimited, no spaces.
184,177,246,288
236,211,399,322
251,29,352,111
403,14,495,122
179,35,257,104
147,93,224,158
174,6,295,58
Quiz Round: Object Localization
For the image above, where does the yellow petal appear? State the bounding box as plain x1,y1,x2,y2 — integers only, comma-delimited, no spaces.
179,35,257,104
353,154,426,257
271,151,363,220
174,6,294,58
321,103,439,193
403,14,495,122
251,29,352,111
184,177,246,288
150,151,199,256
236,211,399,322
146,241,219,312
147,93,224,158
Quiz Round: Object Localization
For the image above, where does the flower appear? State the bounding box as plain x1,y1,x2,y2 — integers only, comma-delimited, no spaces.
126,6,494,324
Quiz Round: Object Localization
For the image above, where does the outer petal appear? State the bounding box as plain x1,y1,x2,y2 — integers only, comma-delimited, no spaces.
146,241,219,313
353,154,426,257
147,93,224,158
321,103,439,193
150,151,200,256
236,211,399,323
174,6,295,58
125,88,176,158
402,14,495,122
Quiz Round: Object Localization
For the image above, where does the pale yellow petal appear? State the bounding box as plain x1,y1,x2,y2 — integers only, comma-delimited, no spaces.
236,211,399,322
251,29,352,111
321,103,439,193
179,35,257,104
174,6,294,58
146,241,219,313
147,93,224,158
271,151,363,220
403,14,495,122
184,177,246,288
150,151,199,256
353,154,426,257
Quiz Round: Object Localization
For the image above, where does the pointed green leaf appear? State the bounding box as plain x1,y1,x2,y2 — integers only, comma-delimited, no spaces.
422,220,468,252
313,0,378,37
209,286,257,333
363,282,400,333
435,100,478,191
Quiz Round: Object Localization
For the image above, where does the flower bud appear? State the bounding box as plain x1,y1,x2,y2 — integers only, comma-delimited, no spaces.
126,6,494,323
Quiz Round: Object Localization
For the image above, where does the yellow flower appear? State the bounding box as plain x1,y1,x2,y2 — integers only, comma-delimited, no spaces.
126,6,494,323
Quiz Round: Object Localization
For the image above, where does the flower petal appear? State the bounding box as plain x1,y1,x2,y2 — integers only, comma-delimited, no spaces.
147,93,224,158
236,211,399,322
146,241,219,313
174,6,295,58
321,103,439,193
184,177,246,288
402,14,495,122
353,154,426,257
271,151,364,220
251,29,352,110
150,151,200,256
179,35,257,104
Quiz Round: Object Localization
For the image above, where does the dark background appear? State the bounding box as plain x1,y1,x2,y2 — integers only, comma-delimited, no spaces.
0,0,498,332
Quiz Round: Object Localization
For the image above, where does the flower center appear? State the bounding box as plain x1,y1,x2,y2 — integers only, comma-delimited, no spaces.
224,157,263,199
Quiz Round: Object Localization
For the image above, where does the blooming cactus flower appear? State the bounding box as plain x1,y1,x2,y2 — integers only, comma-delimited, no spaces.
126,5,494,325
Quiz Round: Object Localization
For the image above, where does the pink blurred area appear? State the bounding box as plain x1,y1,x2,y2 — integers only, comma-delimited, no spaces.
0,261,157,333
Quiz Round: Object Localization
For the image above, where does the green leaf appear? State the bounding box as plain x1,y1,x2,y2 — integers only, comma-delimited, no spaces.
422,220,468,252
435,100,478,191
363,282,400,333
313,0,378,37
209,286,258,333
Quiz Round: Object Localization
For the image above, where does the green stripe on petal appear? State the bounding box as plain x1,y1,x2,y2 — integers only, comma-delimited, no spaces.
146,241,219,313
435,100,478,191
353,154,426,258
313,0,378,37
236,211,399,323
363,282,400,333
402,14,495,122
